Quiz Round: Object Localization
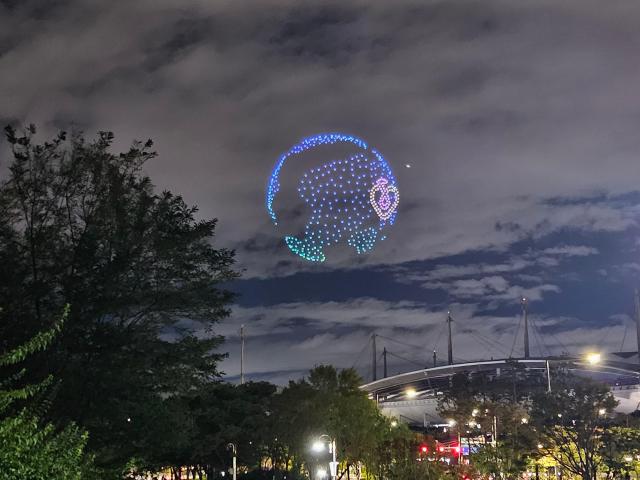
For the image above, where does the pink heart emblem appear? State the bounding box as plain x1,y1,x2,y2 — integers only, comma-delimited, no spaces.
369,177,399,221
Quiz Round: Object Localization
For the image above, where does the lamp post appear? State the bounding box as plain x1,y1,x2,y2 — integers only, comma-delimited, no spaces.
227,443,237,480
546,359,551,392
311,435,337,480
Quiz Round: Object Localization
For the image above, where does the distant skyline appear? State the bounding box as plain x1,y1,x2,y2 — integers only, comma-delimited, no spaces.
2,0,640,383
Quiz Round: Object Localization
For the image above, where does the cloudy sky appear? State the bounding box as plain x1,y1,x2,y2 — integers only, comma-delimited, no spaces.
3,0,640,384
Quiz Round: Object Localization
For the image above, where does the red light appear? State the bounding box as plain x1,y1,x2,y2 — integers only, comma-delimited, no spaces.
420,445,428,453
438,446,445,453
454,446,461,454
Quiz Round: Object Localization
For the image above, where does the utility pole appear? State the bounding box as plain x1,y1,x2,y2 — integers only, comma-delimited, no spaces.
433,349,437,368
240,325,245,385
383,347,388,378
522,297,530,359
372,333,377,382
447,312,453,365
635,289,640,363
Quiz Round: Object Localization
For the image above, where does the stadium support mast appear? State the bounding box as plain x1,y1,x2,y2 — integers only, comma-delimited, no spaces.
522,297,530,359
240,325,245,385
447,312,453,365
383,347,388,378
372,333,377,381
635,289,640,363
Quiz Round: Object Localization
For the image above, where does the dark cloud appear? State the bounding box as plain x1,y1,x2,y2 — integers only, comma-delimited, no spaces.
2,0,640,382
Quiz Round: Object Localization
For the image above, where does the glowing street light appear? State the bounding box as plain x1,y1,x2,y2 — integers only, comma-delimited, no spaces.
312,441,325,453
406,388,417,398
311,435,337,480
586,352,602,365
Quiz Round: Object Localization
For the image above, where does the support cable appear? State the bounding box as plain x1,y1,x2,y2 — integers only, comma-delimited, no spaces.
386,350,427,369
620,321,629,351
376,334,425,351
432,322,447,352
529,315,550,357
509,313,524,358
351,337,372,370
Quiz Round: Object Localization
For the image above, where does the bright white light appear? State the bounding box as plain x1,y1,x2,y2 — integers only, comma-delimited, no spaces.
311,441,325,453
221,473,226,477
447,419,456,427
405,164,411,168
406,388,417,398
521,418,528,424
390,420,398,427
537,444,543,449
586,352,602,365
471,409,479,417
316,468,328,479
598,408,606,415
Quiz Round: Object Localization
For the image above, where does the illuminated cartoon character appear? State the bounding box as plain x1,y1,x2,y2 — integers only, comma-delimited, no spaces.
266,134,399,262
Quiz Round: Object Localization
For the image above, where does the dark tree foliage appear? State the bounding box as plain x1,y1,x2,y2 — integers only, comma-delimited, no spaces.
132,381,276,480
0,306,96,479
0,125,238,472
530,372,619,480
438,363,540,480
265,365,402,480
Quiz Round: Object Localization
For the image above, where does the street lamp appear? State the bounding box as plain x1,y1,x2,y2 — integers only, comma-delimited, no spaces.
312,440,325,453
311,435,337,480
226,443,237,480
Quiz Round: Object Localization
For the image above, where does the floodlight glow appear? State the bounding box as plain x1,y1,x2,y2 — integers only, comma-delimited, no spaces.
311,441,325,453
586,352,602,365
266,133,399,262
406,388,417,398
316,468,328,479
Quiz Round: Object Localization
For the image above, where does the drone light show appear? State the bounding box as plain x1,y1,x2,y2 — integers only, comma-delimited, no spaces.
266,133,399,262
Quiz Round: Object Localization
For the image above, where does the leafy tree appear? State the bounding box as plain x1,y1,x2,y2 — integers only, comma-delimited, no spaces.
0,125,237,471
438,366,538,480
0,306,95,479
530,373,618,480
266,365,400,480
599,425,640,479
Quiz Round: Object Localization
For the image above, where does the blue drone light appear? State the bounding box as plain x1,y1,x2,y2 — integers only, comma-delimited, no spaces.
266,133,399,262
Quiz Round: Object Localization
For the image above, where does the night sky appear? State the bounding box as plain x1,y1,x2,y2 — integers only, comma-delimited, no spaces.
2,0,640,384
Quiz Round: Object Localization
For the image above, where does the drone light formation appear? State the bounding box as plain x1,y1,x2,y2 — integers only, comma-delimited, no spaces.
266,133,399,262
